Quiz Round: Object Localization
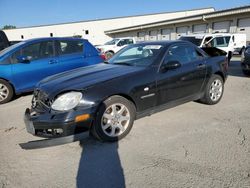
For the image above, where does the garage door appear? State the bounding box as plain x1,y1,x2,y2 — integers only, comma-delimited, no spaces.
149,30,158,41
160,28,172,40
176,26,188,38
237,17,250,42
213,21,230,33
137,31,146,41
193,24,207,33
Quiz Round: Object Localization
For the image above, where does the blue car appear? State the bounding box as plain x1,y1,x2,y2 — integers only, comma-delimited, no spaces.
0,37,103,104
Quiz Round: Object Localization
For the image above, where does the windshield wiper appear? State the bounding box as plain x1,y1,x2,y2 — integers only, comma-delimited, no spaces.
103,61,109,64
113,62,132,66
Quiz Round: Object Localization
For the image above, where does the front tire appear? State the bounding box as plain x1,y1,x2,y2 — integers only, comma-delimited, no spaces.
0,79,14,104
200,75,224,105
91,96,136,142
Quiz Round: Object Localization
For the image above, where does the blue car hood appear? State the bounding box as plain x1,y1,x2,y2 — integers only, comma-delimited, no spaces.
37,63,144,98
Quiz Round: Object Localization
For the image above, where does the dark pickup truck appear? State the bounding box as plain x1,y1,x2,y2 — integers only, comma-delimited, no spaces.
0,30,9,51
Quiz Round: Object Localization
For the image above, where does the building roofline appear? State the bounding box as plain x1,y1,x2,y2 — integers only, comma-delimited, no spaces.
4,7,214,30
105,5,250,34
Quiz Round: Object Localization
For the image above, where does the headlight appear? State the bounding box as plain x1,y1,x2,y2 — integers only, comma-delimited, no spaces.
51,92,82,111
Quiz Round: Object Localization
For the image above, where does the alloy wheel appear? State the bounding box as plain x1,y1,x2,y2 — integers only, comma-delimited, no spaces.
0,83,9,102
101,103,130,137
209,79,223,102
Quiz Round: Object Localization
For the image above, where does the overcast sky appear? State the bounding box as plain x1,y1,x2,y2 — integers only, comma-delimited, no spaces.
0,0,249,28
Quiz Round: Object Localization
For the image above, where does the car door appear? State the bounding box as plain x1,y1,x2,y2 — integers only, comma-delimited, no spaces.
11,40,57,91
156,43,207,105
54,39,87,73
116,39,131,51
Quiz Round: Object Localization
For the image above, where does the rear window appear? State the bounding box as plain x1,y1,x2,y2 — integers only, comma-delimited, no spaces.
179,36,203,46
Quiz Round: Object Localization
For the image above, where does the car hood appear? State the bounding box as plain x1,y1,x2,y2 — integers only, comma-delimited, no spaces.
38,63,144,98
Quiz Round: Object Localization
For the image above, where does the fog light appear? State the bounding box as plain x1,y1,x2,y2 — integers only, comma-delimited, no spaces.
75,114,90,123
55,129,63,134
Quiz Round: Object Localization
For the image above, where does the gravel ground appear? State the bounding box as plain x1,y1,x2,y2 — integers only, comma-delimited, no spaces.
0,57,249,188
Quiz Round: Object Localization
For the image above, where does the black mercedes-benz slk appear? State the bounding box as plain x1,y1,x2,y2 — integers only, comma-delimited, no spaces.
24,41,228,142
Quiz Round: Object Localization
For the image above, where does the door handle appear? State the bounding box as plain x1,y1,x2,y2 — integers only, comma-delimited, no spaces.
197,64,206,69
49,59,58,64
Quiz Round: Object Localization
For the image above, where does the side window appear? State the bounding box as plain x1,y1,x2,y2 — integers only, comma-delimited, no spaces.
165,44,202,65
225,36,230,45
127,39,134,44
21,43,41,61
117,40,126,46
11,41,54,64
210,37,229,47
39,41,54,58
215,37,225,46
11,50,22,64
59,40,83,55
11,42,41,63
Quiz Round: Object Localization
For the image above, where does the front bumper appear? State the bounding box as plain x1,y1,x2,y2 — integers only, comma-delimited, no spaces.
24,106,97,138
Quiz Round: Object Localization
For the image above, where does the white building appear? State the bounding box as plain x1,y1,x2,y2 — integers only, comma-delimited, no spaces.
3,8,214,45
3,6,250,45
106,5,250,43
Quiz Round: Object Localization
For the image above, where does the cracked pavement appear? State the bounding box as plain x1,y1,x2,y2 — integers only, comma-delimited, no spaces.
0,57,249,188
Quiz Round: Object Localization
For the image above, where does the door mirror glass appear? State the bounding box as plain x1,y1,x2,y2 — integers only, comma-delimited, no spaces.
16,55,31,63
161,60,181,72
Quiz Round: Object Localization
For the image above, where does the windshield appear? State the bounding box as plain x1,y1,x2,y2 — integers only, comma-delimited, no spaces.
0,41,25,57
108,44,165,67
180,36,203,46
104,39,120,45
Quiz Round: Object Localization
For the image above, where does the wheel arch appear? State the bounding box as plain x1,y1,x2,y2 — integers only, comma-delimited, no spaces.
105,50,115,54
214,71,225,82
102,93,137,110
0,77,16,94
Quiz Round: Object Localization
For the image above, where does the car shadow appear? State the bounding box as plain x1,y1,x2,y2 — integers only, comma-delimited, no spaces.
12,91,33,101
228,58,246,78
76,136,125,188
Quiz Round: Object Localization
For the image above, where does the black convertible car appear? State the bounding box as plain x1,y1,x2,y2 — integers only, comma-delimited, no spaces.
24,41,228,142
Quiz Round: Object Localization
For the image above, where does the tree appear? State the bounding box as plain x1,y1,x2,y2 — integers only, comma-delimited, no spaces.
2,25,16,30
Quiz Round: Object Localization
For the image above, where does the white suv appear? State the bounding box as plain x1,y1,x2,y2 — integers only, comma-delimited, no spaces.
180,33,247,61
96,37,136,59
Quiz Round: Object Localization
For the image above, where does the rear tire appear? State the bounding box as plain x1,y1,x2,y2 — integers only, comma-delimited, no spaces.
91,95,136,142
200,75,224,105
0,79,14,104
242,68,250,76
105,51,114,59
239,47,245,55
228,52,232,65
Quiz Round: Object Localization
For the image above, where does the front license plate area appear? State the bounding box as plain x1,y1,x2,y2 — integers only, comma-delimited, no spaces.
24,109,35,135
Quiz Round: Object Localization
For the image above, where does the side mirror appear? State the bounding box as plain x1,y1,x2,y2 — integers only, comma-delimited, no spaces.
161,60,181,72
16,55,30,63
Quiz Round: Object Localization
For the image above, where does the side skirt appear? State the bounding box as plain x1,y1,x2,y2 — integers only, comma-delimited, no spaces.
135,93,203,120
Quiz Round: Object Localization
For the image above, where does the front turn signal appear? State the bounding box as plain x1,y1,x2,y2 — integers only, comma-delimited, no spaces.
75,114,90,123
